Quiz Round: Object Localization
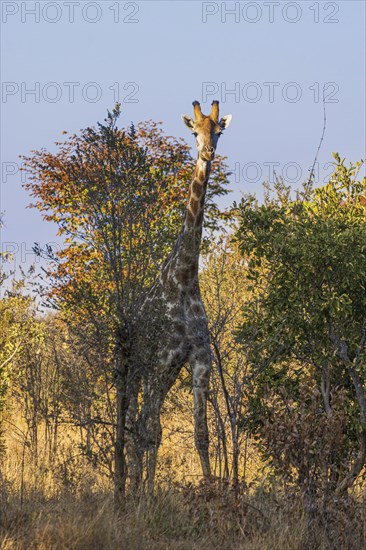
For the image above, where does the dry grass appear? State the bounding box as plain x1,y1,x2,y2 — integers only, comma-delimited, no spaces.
0,486,298,550
1,477,365,550
1,412,365,550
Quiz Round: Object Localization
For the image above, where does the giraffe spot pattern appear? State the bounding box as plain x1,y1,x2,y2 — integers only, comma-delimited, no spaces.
190,198,199,216
192,180,203,196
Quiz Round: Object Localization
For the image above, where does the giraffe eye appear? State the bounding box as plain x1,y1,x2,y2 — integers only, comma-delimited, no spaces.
193,132,198,137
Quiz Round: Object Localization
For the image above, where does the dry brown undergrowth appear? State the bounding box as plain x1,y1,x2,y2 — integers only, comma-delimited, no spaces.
1,477,365,550
1,412,365,550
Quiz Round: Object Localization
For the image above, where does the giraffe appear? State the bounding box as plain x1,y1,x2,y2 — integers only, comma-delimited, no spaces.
127,100,232,491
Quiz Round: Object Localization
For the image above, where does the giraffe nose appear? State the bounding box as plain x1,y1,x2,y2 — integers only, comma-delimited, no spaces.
204,145,215,154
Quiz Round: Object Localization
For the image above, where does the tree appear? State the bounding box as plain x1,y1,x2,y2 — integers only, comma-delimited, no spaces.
200,237,251,487
0,267,46,515
23,105,231,498
235,156,366,505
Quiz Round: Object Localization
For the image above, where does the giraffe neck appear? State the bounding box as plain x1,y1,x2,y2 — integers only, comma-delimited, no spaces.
161,157,211,289
183,156,211,238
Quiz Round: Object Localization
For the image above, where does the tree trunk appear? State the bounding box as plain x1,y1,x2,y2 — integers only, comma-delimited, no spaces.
114,343,129,507
336,365,366,494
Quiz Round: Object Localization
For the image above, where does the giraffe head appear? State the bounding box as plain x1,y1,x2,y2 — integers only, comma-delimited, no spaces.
181,100,232,162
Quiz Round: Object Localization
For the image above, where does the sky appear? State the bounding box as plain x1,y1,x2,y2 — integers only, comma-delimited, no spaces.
1,0,365,271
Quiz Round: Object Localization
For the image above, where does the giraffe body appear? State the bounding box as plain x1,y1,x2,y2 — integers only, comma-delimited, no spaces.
127,101,232,490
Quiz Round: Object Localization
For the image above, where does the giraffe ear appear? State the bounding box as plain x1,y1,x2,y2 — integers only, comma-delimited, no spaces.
181,115,195,130
219,115,232,130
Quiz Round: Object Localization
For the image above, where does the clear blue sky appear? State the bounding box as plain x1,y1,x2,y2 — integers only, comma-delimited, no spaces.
1,0,365,268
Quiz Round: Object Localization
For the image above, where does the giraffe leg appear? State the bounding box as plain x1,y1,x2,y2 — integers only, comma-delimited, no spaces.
126,383,143,492
139,393,162,494
190,346,211,478
146,407,162,493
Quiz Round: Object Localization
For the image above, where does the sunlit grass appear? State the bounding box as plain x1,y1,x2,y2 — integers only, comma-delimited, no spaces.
1,409,365,550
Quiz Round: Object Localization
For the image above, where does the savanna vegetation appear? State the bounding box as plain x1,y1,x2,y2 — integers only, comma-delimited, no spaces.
1,107,365,549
